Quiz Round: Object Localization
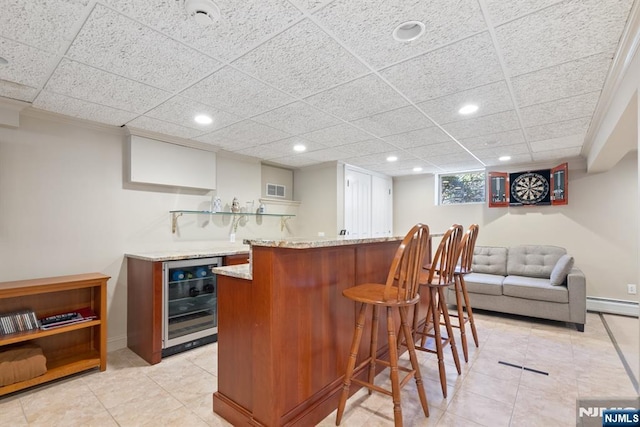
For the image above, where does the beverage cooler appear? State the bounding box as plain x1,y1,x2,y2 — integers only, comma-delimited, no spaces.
162,257,221,356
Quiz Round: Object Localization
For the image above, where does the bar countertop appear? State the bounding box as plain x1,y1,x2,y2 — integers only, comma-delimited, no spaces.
243,235,405,249
125,243,250,261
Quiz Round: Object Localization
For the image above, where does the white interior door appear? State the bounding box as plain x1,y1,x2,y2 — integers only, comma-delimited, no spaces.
344,169,371,238
372,175,392,236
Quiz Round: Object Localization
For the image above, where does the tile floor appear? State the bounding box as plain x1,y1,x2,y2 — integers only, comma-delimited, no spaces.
0,311,637,426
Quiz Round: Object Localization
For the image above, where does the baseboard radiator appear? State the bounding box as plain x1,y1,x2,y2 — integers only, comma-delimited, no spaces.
587,297,639,317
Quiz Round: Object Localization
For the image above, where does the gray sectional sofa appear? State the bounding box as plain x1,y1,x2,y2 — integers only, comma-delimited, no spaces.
446,245,586,331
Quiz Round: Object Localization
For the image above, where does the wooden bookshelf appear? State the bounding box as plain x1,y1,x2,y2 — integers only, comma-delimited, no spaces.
0,273,109,396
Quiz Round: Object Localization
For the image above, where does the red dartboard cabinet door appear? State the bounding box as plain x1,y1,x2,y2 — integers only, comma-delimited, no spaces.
550,162,568,205
488,172,509,207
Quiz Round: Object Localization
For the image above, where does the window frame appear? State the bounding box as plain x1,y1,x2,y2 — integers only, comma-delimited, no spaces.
437,170,486,206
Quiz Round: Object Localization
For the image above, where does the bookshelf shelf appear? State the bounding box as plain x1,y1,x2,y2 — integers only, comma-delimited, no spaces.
0,273,109,396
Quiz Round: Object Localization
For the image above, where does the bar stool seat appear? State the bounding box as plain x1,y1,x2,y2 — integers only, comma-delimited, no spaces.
336,224,431,427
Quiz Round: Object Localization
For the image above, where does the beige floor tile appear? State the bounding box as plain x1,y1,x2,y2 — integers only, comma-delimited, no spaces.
458,370,519,406
512,383,576,427
107,389,184,425
446,389,513,427
0,396,28,426
435,412,485,426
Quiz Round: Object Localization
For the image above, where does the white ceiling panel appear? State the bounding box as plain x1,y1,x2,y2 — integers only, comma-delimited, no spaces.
443,110,520,140
532,146,582,161
179,67,295,118
313,0,487,69
195,120,291,148
529,134,584,152
0,0,90,53
143,96,241,132
496,0,634,77
0,37,58,88
511,53,611,107
383,127,452,149
102,0,302,62
45,59,170,114
252,101,342,135
520,91,601,128
416,80,514,125
482,154,533,167
232,19,368,98
458,129,526,151
0,0,633,171
380,32,504,103
526,117,591,142
126,116,207,141
34,90,138,126
351,105,434,137
66,5,220,93
304,74,408,121
300,123,372,146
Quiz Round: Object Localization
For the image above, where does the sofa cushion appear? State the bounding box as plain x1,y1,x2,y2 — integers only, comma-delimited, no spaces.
472,246,508,276
503,275,569,303
550,254,574,285
462,273,504,296
507,245,566,279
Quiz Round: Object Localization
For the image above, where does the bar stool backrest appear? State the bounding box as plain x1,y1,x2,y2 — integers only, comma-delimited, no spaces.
458,224,480,274
384,223,430,302
427,224,463,285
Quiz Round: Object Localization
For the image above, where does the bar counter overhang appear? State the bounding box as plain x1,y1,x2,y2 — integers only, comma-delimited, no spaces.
212,235,433,426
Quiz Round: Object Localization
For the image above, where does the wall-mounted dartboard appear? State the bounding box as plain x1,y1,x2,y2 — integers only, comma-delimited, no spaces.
509,169,551,206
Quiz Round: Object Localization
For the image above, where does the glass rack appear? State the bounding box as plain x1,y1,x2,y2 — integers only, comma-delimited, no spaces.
170,210,295,233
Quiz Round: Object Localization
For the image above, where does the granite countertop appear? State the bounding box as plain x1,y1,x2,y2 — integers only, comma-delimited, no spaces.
244,235,405,249
212,264,252,280
125,243,250,261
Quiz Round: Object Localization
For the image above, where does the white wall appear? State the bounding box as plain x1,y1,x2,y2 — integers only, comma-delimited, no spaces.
261,164,293,200
0,113,297,350
393,153,638,301
293,162,340,237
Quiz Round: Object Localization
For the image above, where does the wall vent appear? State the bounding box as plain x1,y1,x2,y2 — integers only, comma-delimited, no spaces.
266,183,286,198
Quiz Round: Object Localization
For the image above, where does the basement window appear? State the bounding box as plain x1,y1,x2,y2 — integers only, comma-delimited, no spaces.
438,171,485,205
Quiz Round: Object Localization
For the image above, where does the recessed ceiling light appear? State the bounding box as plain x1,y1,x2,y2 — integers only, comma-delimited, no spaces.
0,57,8,66
499,155,511,161
194,114,213,124
387,155,398,162
459,104,479,115
413,167,423,172
392,21,426,42
293,144,306,152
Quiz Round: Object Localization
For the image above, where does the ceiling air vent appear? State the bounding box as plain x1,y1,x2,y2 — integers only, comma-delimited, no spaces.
184,0,220,26
266,183,286,198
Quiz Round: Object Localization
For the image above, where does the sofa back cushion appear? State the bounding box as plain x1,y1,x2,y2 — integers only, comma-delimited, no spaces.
507,245,567,278
472,246,508,276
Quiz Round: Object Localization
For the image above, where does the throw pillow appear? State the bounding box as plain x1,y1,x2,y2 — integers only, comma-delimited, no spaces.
550,254,574,285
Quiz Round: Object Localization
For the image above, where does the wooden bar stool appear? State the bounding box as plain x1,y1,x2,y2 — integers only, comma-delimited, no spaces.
450,224,480,362
336,224,431,427
413,224,463,398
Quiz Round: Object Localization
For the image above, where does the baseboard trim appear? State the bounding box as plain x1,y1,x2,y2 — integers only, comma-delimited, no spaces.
587,297,639,317
107,335,128,352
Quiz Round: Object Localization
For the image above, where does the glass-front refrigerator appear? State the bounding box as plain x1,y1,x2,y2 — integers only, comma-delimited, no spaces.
162,257,221,356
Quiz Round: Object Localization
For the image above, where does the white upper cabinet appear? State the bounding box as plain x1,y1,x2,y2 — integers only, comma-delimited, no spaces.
344,165,392,238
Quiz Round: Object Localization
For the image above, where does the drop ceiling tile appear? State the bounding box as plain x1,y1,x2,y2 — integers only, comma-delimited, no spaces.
458,129,526,150
496,0,633,77
345,151,403,167
304,74,408,121
0,80,38,102
125,116,206,140
525,117,590,142
33,90,138,126
380,32,503,103
268,155,320,168
351,106,433,137
520,91,600,128
529,134,584,152
443,110,520,140
0,0,89,53
472,143,531,161
482,154,533,167
435,159,484,172
416,81,514,125
195,120,291,148
252,101,341,135
66,5,220,93
235,137,327,159
180,67,295,118
304,147,355,162
300,123,372,146
314,0,486,69
45,59,170,114
338,139,399,155
102,0,302,62
511,53,611,107
291,0,329,12
232,19,368,98
371,158,424,174
412,141,468,158
0,37,58,87
532,147,582,161
143,96,241,132
430,151,479,165
383,127,451,148
484,0,563,25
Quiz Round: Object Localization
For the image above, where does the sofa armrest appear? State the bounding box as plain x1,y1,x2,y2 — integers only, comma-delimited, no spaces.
567,267,586,325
